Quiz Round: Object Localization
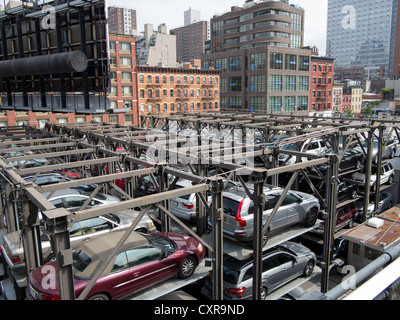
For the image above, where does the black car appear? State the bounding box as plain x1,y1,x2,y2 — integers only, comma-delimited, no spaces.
311,149,365,174
299,177,358,203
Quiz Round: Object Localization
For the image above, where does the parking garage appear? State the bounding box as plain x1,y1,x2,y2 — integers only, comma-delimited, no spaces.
0,113,400,300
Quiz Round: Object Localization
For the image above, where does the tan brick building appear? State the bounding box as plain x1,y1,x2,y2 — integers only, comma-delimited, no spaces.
136,65,220,116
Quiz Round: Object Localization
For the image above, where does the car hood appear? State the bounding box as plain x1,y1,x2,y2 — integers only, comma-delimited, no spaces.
157,232,203,252
113,210,153,227
352,172,376,182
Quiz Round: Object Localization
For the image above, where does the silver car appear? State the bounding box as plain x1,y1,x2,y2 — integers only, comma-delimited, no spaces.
203,241,316,300
169,179,238,221
211,185,320,246
352,162,394,190
42,188,121,212
1,209,156,287
353,139,397,164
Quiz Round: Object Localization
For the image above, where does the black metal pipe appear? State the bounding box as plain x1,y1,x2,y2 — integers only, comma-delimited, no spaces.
0,51,88,77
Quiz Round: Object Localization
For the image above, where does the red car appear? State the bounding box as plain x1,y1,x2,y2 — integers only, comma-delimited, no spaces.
314,202,358,235
26,231,205,300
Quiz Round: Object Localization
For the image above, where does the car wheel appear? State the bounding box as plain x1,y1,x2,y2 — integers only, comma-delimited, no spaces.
303,260,315,277
261,228,270,247
304,208,318,227
351,190,358,199
355,160,361,170
389,175,394,185
178,256,197,279
88,293,109,300
348,218,355,229
260,287,268,300
391,149,395,159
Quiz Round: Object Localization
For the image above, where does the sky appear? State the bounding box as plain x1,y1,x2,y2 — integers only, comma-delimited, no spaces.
106,0,328,55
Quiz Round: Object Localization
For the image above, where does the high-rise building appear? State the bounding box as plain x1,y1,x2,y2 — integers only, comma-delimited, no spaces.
108,6,137,35
136,24,177,68
326,0,400,80
184,7,201,26
202,0,311,113
171,16,209,63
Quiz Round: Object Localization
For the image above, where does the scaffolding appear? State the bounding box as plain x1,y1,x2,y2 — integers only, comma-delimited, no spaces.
1,112,400,300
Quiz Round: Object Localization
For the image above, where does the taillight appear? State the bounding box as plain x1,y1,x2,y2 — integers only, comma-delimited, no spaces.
236,199,246,227
182,202,194,209
11,256,20,263
228,287,246,296
42,294,60,300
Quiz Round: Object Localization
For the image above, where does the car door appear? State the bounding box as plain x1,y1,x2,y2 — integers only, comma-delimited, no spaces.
127,246,177,294
381,164,389,183
99,251,133,300
265,192,287,230
283,192,305,225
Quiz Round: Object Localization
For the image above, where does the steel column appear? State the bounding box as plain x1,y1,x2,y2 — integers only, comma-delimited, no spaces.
251,171,266,300
209,176,224,300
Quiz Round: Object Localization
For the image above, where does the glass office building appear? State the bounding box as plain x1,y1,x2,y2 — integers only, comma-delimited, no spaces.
326,0,400,80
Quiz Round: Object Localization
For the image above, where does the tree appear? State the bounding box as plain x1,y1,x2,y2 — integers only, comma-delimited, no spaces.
361,104,373,118
345,108,353,118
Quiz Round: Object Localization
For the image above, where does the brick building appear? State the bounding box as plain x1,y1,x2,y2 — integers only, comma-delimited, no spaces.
202,0,311,113
0,33,139,128
310,56,334,114
136,65,220,117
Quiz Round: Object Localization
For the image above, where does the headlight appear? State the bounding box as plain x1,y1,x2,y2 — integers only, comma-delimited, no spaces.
198,243,203,253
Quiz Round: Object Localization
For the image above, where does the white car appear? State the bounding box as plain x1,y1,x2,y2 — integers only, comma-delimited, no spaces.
279,139,329,165
352,162,394,190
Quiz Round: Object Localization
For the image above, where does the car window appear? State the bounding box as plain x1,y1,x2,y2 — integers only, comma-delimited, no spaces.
310,142,319,150
33,177,51,186
265,193,280,210
73,250,92,273
79,217,112,234
276,253,295,265
223,197,241,217
263,257,278,272
69,221,83,237
223,265,241,284
282,193,298,206
242,266,253,282
172,185,191,200
142,233,176,252
112,252,129,273
65,196,87,208
126,247,164,268
50,198,64,208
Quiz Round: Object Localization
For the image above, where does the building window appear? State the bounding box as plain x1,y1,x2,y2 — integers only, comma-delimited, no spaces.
285,54,297,70
122,86,132,96
250,97,265,113
298,76,309,91
298,56,310,71
147,75,152,84
250,53,266,70
110,71,117,82
229,76,242,92
229,56,242,72
120,57,132,68
284,75,296,91
139,75,144,84
269,75,282,91
269,96,282,113
124,114,133,124
284,96,296,112
121,72,132,82
229,96,242,109
109,41,116,52
250,75,265,92
119,42,131,53
215,58,228,72
108,115,118,123
270,52,283,70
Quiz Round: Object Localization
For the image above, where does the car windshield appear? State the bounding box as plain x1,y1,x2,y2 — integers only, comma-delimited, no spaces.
172,185,191,200
223,197,240,216
282,143,297,151
223,265,240,284
142,233,176,252
73,250,92,273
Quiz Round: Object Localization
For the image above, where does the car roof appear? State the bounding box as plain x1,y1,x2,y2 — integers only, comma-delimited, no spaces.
42,188,88,198
73,231,149,278
223,184,282,201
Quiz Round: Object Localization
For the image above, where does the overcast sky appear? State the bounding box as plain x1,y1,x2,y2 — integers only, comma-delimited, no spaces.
106,0,328,55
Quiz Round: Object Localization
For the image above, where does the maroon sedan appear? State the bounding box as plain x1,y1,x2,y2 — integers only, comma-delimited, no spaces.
26,231,205,300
